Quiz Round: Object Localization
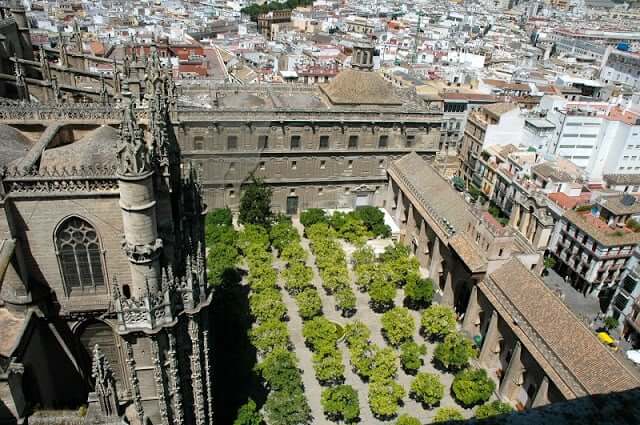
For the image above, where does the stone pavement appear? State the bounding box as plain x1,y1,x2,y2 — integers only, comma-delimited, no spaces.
541,269,601,324
287,218,476,424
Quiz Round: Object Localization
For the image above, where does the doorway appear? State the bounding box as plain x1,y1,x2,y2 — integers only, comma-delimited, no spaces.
286,196,299,215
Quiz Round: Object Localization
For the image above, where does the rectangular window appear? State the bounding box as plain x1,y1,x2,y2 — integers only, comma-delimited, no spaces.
348,160,353,169
319,135,329,149
227,136,238,150
258,135,269,150
291,161,297,170
379,159,384,168
406,135,416,148
348,135,358,149
290,135,301,150
229,162,235,171
193,136,204,150
378,135,388,148
320,160,326,169
259,161,265,170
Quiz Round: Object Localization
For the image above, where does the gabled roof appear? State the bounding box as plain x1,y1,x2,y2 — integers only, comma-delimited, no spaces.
483,259,640,397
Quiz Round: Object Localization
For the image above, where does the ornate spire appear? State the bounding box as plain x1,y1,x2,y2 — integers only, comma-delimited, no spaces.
117,103,152,177
92,344,120,417
14,58,29,102
99,73,109,104
58,31,69,67
73,19,82,53
39,46,50,80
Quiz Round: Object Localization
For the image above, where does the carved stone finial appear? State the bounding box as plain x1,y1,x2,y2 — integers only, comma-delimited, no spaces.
92,344,120,417
117,103,152,177
39,46,51,80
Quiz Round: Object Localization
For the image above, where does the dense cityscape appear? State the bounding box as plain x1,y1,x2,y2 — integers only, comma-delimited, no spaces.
2,0,640,424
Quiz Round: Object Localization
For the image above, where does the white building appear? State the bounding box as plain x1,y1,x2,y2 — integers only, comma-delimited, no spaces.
601,46,640,90
540,96,640,182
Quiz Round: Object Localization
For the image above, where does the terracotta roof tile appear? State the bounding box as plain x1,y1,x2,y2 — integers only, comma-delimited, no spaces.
485,259,640,396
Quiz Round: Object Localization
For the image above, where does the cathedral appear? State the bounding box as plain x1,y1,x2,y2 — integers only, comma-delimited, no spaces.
0,27,213,425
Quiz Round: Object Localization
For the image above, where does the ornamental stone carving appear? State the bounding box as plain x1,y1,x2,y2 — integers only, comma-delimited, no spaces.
117,103,152,177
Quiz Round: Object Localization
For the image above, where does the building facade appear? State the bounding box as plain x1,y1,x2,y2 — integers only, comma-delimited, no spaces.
0,69,213,425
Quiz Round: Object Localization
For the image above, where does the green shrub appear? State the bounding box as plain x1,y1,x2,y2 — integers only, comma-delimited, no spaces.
238,224,270,252
281,243,307,264
336,288,357,316
321,385,359,423
233,398,262,425
239,174,273,227
302,317,340,352
312,347,345,385
369,278,396,312
395,414,421,425
300,208,328,227
410,372,444,407
282,262,313,295
353,206,391,238
404,274,434,309
249,320,290,355
371,347,398,381
400,341,426,373
433,407,464,422
206,207,233,227
475,400,514,419
344,321,371,348
295,288,322,320
264,388,311,425
421,305,457,340
433,333,476,371
207,242,239,287
249,288,286,322
451,368,495,407
270,220,299,252
368,379,405,419
381,307,416,346
256,348,302,392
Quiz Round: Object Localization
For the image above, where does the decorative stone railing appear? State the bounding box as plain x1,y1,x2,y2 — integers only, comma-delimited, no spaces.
1,165,120,196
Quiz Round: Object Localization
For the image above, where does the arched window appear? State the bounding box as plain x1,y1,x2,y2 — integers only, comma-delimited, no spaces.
55,217,105,295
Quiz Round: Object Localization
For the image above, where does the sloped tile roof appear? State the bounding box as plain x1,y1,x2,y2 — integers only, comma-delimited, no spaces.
485,259,640,396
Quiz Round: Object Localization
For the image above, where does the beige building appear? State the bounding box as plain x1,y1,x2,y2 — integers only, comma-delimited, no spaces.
386,153,640,409
177,52,443,214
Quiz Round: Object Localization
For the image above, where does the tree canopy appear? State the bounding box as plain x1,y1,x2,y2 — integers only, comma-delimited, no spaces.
410,372,444,407
451,368,496,407
321,385,360,423
239,174,273,227
381,307,416,346
421,305,457,340
433,333,476,371
475,400,514,419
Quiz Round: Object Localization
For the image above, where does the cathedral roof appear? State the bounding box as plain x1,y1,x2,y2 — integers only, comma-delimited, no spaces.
0,124,33,167
39,125,119,172
320,69,402,106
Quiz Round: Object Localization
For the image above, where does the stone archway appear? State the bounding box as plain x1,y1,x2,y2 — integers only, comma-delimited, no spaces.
75,320,127,395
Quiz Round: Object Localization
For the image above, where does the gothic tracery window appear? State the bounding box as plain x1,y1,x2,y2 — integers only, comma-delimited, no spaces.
55,217,106,295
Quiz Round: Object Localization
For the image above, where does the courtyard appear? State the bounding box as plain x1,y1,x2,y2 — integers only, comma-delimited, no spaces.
207,200,508,424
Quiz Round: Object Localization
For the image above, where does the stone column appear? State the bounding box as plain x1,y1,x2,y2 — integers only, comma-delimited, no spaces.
531,376,550,408
508,203,520,228
442,269,454,306
479,311,500,365
462,285,480,335
429,238,442,281
499,341,523,400
520,210,531,236
117,105,163,297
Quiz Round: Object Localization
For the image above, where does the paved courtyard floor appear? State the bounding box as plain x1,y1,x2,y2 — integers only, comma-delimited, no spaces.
277,218,483,424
